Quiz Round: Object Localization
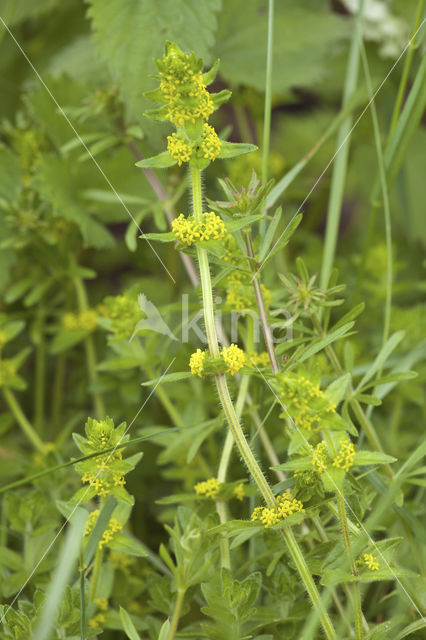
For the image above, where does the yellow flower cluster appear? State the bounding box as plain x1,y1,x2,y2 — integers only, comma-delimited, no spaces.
333,440,356,472
81,469,126,498
201,123,222,160
167,132,192,166
88,613,105,629
225,271,271,315
233,483,245,501
221,344,246,375
62,310,98,332
0,359,16,387
95,598,108,611
282,375,336,431
189,348,206,377
194,477,221,499
158,49,214,126
172,212,226,245
85,509,123,549
251,493,305,528
358,553,379,571
246,351,270,367
312,441,328,473
98,292,141,340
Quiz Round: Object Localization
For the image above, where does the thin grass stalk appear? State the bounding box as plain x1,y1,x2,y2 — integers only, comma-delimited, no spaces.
320,0,364,290
389,0,425,136
359,42,392,352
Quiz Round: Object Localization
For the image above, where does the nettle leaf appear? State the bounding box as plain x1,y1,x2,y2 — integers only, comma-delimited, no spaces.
214,0,350,94
0,143,23,204
88,0,221,119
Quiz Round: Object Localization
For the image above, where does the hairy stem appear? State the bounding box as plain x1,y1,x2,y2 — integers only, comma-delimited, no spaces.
191,167,336,640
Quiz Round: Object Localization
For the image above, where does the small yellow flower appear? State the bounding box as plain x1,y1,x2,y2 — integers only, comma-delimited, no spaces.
251,492,304,528
312,441,328,473
99,518,123,549
233,483,245,501
88,613,105,628
221,344,246,375
333,440,356,473
201,123,222,161
358,553,379,571
95,598,108,611
189,348,207,377
194,477,221,499
246,351,270,367
167,132,192,166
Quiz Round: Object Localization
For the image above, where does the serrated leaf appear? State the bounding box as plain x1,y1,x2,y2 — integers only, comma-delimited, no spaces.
88,0,222,119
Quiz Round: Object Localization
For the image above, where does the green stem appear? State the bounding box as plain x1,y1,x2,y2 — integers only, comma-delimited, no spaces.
167,587,186,640
73,275,105,419
320,0,364,290
389,0,425,136
3,387,45,453
89,545,103,601
34,305,46,437
262,0,274,187
244,231,279,373
281,527,337,640
336,492,364,639
191,167,336,640
51,354,66,437
360,41,392,352
79,553,86,640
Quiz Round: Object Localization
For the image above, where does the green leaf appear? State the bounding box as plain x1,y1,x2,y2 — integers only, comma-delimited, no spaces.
0,143,22,203
293,322,355,365
36,154,115,249
217,141,257,159
141,371,192,386
355,331,405,393
353,451,397,467
32,508,88,640
138,231,175,243
325,373,351,406
214,0,350,94
258,207,282,263
108,533,148,557
260,213,303,268
158,619,171,640
87,0,222,119
135,151,176,169
225,213,264,232
119,607,143,640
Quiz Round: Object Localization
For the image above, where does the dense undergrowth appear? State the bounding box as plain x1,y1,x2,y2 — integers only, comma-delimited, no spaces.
0,1,425,639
